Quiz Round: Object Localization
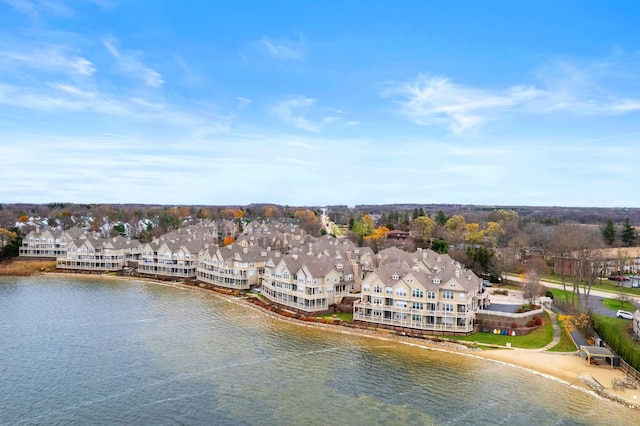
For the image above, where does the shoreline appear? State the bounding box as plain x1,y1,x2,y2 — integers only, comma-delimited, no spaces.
37,272,640,409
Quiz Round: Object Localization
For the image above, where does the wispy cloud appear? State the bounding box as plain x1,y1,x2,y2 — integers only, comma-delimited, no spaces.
387,56,640,132
271,96,341,132
1,0,74,20
0,45,95,76
236,96,252,109
0,81,231,129
257,35,305,60
385,76,540,132
104,37,164,88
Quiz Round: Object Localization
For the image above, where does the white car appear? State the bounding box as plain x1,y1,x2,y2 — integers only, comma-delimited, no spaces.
616,310,633,320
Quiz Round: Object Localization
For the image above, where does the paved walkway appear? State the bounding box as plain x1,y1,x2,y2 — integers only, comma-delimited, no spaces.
536,307,562,351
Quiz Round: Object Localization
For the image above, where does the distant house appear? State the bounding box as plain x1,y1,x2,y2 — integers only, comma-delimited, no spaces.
387,230,410,241
554,247,640,277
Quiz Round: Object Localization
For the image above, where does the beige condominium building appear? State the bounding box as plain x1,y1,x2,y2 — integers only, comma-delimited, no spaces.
353,258,484,335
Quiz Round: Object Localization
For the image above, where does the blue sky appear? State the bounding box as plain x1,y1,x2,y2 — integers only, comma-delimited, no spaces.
1,1,640,207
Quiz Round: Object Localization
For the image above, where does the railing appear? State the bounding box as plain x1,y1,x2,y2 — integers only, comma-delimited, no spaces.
353,312,473,333
477,307,544,318
620,359,640,383
353,302,474,320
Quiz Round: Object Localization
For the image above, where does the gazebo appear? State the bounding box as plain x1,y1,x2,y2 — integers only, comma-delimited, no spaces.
579,346,620,367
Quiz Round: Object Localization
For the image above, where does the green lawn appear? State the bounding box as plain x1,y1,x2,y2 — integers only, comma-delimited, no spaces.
448,312,553,349
601,297,637,312
319,312,353,322
547,315,578,352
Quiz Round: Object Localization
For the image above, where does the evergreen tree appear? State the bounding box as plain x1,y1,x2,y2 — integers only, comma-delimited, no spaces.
412,208,419,220
602,219,616,245
435,210,448,226
418,207,425,217
431,239,448,254
621,218,638,247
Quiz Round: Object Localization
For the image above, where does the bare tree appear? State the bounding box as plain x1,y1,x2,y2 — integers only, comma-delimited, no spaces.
548,223,603,308
548,223,581,305
523,257,548,307
616,292,631,310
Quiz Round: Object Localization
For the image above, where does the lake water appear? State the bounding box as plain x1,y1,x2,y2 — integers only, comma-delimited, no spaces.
0,275,638,425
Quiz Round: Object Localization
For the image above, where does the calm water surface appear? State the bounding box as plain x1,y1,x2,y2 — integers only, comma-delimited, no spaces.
0,275,638,425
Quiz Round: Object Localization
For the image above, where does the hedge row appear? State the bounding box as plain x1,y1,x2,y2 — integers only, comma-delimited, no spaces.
591,315,640,372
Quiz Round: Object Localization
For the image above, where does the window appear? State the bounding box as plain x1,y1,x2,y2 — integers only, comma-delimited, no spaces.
459,293,464,300
412,289,424,298
396,301,407,308
412,314,421,322
386,287,393,295
412,302,423,310
363,285,371,292
442,291,454,299
427,291,436,299
443,303,454,312
373,297,382,305
396,288,407,297
374,285,382,294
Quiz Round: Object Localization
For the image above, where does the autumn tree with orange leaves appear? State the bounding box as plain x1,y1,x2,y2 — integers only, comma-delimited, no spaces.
294,210,322,236
223,235,235,246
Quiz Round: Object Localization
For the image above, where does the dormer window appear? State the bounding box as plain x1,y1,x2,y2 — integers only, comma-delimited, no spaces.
392,274,399,280
433,278,441,284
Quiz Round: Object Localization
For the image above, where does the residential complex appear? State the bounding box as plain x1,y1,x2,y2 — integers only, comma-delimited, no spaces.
19,219,487,335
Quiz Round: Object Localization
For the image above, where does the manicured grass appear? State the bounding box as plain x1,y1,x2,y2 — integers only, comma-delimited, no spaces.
601,297,637,312
548,288,579,304
448,312,553,349
319,312,353,322
548,315,578,352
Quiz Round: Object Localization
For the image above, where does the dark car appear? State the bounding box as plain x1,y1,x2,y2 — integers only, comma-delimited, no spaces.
608,275,629,282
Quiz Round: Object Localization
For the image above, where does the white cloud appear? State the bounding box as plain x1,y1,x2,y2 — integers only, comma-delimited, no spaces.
1,46,95,76
0,81,230,128
236,96,252,109
385,76,540,132
271,96,319,131
271,96,342,132
257,36,304,60
387,56,640,132
1,0,73,19
103,38,164,88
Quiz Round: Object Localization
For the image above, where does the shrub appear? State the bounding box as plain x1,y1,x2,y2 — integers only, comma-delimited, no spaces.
511,322,519,329
545,290,554,299
526,320,535,327
533,315,543,326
